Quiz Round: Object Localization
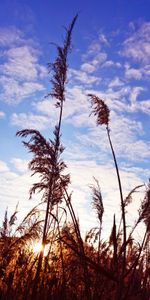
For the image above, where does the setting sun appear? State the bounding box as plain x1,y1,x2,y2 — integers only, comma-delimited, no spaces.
31,241,49,257
32,242,43,254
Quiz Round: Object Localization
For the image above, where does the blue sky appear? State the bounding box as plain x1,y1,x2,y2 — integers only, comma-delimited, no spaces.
0,0,150,237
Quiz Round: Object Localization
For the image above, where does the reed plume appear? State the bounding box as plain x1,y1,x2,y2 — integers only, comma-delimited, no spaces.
88,93,126,299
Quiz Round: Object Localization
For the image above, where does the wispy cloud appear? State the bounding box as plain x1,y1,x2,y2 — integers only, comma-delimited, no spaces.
0,27,23,47
108,77,124,88
80,36,108,76
11,158,29,173
0,160,9,172
0,27,47,104
32,78,150,163
62,84,150,162
66,159,144,236
0,160,35,222
69,68,100,85
11,112,49,130
80,63,96,74
0,111,5,118
2,46,39,81
102,60,122,68
124,63,143,80
35,85,90,124
138,99,150,114
124,62,150,80
129,86,144,107
99,33,109,45
122,22,150,64
0,76,44,104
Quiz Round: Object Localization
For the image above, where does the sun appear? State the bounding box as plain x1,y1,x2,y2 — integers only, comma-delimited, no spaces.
32,242,43,254
30,240,49,257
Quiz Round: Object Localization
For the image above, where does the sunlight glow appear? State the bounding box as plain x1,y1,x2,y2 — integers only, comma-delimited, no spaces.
32,242,43,254
31,241,49,257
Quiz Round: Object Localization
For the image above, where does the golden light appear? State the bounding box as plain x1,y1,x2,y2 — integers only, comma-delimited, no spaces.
31,241,49,257
32,242,43,254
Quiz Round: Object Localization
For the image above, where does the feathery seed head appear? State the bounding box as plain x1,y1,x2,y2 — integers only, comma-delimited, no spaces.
88,94,110,126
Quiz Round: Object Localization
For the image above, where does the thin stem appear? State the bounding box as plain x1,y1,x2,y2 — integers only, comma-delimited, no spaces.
32,101,64,300
124,226,148,300
106,125,126,297
63,188,91,300
41,100,64,252
32,15,77,297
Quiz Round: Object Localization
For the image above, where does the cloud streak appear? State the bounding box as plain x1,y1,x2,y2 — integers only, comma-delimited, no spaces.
123,22,150,64
0,27,47,104
11,112,49,130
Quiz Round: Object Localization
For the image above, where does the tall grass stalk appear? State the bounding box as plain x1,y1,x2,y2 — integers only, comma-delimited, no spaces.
17,15,77,300
88,94,127,298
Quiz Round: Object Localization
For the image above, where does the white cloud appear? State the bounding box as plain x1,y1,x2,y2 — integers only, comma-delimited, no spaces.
33,98,56,116
123,22,150,64
1,45,47,82
138,99,150,115
105,112,150,161
0,27,47,104
0,160,9,172
2,46,39,81
11,158,29,173
71,103,150,163
92,52,107,66
33,82,149,152
125,64,142,80
34,85,90,127
86,85,131,113
67,159,145,237
99,33,109,45
69,46,107,85
81,37,107,74
124,63,150,81
0,27,23,47
87,80,150,117
0,76,44,103
69,68,100,85
83,41,101,58
38,65,48,78
65,86,90,119
11,112,49,130
0,111,5,118
108,77,124,88
81,63,96,73
0,163,36,223
102,60,122,68
129,86,144,107
120,140,150,160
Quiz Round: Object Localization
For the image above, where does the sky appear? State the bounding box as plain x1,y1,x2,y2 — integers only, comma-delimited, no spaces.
0,0,150,239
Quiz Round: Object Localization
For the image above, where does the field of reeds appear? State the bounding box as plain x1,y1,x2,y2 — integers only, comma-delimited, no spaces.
0,16,149,300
